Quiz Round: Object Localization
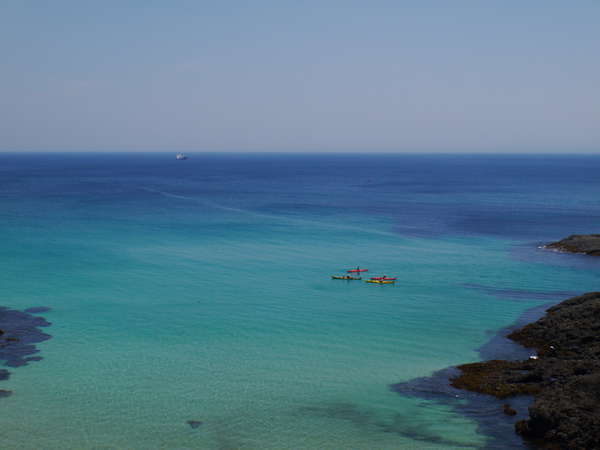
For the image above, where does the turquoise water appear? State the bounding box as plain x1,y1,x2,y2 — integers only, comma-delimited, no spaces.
1,153,599,449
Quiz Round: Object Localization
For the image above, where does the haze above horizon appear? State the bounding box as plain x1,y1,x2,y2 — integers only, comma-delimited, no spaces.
2,1,599,153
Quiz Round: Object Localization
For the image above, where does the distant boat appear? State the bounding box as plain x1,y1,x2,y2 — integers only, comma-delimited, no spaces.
331,275,362,280
176,153,188,160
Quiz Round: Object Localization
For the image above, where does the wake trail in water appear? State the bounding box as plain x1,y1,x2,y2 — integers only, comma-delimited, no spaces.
141,187,402,239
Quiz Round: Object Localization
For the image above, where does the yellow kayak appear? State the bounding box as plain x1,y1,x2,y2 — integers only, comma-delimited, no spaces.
332,275,362,280
366,279,395,284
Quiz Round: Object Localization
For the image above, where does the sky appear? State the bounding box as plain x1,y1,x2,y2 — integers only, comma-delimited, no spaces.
1,1,599,153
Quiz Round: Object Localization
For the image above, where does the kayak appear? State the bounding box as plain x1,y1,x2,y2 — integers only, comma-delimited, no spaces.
332,275,362,280
366,279,395,284
347,269,368,273
369,277,397,281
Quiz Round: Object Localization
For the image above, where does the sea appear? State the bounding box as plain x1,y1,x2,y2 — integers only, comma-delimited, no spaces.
1,153,599,449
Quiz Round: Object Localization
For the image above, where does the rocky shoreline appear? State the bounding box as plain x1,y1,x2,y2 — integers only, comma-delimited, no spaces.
545,234,600,256
451,292,600,449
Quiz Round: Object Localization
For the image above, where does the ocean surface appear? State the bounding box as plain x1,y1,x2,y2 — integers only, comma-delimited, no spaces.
1,153,599,449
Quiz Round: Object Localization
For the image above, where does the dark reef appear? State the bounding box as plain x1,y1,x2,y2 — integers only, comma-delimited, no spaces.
451,292,600,449
186,420,203,429
0,306,52,397
392,366,533,449
298,399,488,448
546,234,600,256
391,302,556,449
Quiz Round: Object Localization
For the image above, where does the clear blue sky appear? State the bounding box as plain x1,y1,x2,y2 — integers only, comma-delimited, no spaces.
1,1,599,152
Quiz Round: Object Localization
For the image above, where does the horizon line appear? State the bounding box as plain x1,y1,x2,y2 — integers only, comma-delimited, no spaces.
1,150,600,155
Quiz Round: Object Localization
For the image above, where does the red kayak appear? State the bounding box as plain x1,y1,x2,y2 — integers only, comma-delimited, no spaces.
347,268,368,273
370,276,397,281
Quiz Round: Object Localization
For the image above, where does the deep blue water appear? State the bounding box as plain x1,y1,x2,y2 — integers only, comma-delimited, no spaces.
6,152,600,239
1,153,599,449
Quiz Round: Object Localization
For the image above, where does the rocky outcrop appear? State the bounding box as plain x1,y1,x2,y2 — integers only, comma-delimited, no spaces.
546,234,600,256
451,292,600,449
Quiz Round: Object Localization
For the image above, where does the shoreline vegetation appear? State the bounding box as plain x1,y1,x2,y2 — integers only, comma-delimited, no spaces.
451,235,600,448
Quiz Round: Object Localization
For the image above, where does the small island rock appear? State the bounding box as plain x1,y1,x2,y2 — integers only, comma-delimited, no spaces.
546,234,600,256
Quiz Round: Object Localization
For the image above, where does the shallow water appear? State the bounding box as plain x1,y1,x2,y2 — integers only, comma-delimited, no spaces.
1,153,599,449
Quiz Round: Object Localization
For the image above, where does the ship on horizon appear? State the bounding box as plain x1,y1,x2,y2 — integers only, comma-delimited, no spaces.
176,153,188,160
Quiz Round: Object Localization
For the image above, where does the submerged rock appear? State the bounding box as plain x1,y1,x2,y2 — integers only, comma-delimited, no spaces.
0,306,52,399
545,234,600,256
451,292,600,449
0,306,51,368
186,420,203,429
503,404,517,416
